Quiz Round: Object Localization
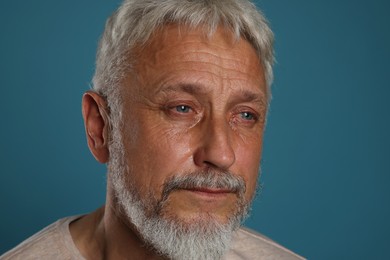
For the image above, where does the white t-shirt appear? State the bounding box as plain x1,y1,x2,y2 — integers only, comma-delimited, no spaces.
1,216,304,259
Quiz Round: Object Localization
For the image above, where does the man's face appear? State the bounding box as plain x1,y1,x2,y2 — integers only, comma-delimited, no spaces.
115,25,267,225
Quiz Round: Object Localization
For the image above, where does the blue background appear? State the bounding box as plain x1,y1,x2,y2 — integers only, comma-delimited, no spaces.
1,0,389,258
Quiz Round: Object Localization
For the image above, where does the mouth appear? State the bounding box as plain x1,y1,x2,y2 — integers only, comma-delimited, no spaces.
187,187,233,193
159,186,243,219
160,171,245,206
182,187,236,199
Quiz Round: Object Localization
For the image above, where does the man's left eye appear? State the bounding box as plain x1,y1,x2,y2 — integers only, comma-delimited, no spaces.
240,112,256,121
175,105,191,113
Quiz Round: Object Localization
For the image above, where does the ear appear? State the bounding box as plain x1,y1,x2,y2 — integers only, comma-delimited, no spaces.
82,91,110,163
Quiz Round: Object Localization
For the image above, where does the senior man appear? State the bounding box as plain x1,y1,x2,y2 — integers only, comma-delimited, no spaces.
2,0,304,259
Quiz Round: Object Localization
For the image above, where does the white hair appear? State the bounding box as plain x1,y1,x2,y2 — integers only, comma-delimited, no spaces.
92,0,274,126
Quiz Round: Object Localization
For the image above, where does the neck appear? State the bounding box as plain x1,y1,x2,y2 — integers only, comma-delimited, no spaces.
69,183,163,259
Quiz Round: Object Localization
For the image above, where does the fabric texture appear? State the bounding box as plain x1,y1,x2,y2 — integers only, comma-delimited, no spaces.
1,216,304,259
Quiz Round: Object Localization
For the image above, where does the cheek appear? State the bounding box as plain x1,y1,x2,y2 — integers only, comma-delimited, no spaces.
121,119,195,197
142,123,195,167
234,135,263,198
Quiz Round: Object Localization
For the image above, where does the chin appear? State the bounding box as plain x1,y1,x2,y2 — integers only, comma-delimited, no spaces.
160,204,245,230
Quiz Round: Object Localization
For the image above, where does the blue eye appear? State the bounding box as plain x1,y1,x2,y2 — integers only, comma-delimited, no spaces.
240,112,255,120
175,105,191,113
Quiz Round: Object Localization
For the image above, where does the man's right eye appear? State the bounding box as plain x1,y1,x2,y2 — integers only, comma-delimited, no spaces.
164,102,199,119
175,105,191,113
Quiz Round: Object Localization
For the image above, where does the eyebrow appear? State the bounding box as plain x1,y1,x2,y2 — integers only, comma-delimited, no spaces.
159,82,267,105
160,83,208,95
238,89,266,104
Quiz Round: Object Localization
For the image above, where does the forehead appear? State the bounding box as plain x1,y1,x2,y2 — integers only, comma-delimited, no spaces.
128,24,266,97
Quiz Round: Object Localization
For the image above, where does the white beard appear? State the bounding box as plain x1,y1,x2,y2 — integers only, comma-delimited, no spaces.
108,122,252,260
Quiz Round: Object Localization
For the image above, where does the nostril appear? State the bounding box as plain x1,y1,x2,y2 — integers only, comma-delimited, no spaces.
193,139,235,170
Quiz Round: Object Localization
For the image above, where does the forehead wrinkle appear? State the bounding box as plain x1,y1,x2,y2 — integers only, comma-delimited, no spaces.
155,48,260,77
145,31,261,71
149,61,262,86
133,25,266,100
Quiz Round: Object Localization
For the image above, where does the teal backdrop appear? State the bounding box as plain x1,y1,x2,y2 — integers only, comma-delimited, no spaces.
1,0,389,258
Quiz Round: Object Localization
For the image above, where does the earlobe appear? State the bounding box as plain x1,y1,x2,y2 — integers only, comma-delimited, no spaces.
82,91,110,163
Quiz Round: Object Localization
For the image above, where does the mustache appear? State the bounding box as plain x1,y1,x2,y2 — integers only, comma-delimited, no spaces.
161,170,246,200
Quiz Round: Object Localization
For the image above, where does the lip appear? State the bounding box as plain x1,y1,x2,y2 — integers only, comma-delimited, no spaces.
174,188,237,210
183,188,234,198
189,188,232,194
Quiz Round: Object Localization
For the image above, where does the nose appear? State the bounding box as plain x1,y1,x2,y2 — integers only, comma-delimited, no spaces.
193,116,236,170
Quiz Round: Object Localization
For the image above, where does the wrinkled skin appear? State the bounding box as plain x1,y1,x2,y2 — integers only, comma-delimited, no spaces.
118,25,268,224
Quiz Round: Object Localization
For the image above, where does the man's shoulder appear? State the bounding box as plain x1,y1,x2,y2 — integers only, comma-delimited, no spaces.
0,216,84,260
226,227,305,260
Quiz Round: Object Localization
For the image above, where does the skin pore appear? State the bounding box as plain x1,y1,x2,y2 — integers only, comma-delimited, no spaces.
72,24,267,259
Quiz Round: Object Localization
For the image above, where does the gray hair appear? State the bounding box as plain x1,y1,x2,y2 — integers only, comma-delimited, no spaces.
92,0,274,117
